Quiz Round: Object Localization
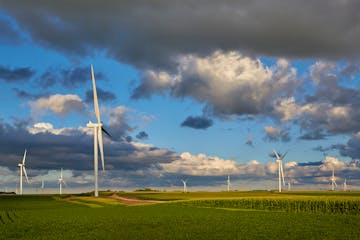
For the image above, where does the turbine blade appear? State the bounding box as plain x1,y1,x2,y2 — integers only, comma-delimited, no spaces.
63,180,67,187
98,127,105,171
91,65,101,123
102,126,112,138
23,166,29,183
281,151,288,160
22,149,27,164
273,150,280,159
60,168,63,178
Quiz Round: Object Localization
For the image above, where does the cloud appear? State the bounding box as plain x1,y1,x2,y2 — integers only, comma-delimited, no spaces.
133,51,298,117
245,134,254,147
264,126,290,142
107,106,134,141
181,116,213,130
136,131,149,140
0,117,359,189
84,87,116,103
36,66,106,88
338,132,360,159
0,117,177,174
271,61,360,138
12,88,49,100
2,1,360,70
29,94,86,116
161,152,239,176
274,95,360,136
0,65,35,82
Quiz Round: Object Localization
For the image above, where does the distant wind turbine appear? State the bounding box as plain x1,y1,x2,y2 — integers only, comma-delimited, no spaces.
343,178,347,192
58,168,66,195
87,65,111,197
273,150,286,192
181,179,187,193
18,149,29,195
41,179,45,189
227,175,231,192
331,167,337,191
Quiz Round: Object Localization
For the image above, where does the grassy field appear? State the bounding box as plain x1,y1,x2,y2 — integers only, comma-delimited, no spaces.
1,191,360,239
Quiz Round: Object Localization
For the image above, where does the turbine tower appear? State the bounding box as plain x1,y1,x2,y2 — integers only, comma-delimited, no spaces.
87,65,111,197
58,168,66,195
18,149,29,195
41,179,44,190
331,167,337,191
181,179,187,193
227,175,231,192
273,150,286,192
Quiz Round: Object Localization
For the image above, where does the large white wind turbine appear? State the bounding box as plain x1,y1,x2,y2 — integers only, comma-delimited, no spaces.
181,179,187,193
58,168,66,195
86,65,110,197
18,149,29,195
87,65,111,197
331,167,337,191
227,175,231,192
273,150,286,192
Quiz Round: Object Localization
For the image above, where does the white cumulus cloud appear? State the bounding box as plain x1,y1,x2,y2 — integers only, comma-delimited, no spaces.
30,94,86,117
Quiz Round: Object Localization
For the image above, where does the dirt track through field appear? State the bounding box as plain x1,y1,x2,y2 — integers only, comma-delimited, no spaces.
110,195,163,205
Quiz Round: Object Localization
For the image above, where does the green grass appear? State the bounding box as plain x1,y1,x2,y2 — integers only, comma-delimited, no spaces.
1,192,360,239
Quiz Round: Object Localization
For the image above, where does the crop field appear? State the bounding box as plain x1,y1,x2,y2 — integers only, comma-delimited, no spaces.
1,191,360,240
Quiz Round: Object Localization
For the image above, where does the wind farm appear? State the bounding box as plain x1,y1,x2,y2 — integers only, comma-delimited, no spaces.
1,65,359,240
1,0,360,239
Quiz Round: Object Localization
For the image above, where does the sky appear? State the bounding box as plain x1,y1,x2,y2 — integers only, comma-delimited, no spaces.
0,0,360,193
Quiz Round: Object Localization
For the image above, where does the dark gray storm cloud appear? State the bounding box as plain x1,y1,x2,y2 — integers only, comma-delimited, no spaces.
181,116,213,130
0,65,34,82
1,0,360,70
85,87,116,103
37,66,106,88
0,118,178,172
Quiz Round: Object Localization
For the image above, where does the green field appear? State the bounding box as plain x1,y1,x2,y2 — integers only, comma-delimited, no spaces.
1,191,360,239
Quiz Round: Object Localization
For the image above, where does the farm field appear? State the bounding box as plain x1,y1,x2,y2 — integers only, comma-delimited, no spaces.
1,191,360,240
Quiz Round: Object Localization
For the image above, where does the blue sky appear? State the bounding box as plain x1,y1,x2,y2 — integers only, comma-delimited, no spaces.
0,0,360,193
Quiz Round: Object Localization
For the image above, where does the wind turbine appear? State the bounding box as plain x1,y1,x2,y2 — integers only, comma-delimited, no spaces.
273,150,286,192
87,65,111,197
41,179,45,190
343,178,348,192
18,149,29,195
58,168,66,195
181,179,187,193
331,167,337,191
227,175,231,192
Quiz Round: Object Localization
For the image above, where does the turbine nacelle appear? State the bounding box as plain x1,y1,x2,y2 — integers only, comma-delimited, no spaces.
87,121,102,128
